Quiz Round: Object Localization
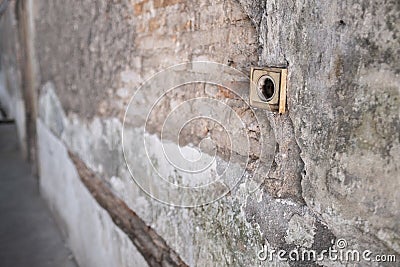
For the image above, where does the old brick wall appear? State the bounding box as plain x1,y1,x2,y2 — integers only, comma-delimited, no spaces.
1,0,399,266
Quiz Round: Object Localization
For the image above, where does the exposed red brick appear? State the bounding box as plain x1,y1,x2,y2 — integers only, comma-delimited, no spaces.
148,17,161,32
153,0,182,8
216,85,236,99
133,0,149,15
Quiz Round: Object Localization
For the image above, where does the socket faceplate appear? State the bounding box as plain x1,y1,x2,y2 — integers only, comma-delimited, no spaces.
250,67,287,114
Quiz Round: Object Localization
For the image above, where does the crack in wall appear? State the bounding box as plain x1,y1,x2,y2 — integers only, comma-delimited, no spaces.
236,0,306,204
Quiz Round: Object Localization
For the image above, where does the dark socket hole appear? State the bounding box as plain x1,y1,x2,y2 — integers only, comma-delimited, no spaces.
261,78,275,100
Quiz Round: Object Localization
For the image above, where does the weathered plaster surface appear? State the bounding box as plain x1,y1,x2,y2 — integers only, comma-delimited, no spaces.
37,118,149,267
241,0,400,257
0,0,398,266
39,81,271,266
34,0,400,265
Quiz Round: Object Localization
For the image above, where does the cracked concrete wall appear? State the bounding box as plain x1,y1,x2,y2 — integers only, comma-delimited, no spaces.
244,0,400,259
1,0,399,266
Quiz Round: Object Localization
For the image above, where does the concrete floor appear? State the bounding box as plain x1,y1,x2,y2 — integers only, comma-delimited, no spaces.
0,123,78,267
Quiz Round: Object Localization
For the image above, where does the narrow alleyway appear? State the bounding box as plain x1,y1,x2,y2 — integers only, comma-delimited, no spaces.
0,123,77,267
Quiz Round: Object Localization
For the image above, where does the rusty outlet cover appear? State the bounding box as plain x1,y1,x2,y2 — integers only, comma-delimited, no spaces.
249,67,287,114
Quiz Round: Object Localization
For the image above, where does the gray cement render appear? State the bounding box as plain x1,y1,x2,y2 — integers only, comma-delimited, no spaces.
37,118,150,267
245,0,400,257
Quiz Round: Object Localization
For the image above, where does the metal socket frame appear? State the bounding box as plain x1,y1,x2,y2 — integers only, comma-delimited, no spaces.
249,67,287,114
